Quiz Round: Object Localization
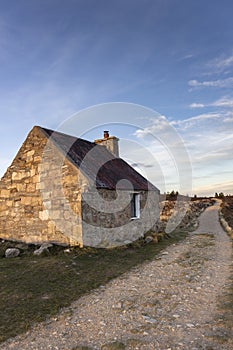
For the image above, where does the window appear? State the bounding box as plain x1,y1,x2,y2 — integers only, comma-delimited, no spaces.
130,193,140,219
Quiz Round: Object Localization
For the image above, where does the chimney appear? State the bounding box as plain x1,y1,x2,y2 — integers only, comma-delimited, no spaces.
94,131,119,157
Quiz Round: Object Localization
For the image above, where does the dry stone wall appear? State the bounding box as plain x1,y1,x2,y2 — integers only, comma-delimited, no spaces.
158,198,214,232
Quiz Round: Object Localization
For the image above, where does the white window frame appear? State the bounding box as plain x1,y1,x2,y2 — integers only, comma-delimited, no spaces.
130,193,140,219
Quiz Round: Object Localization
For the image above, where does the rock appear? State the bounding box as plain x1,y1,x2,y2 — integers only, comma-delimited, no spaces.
33,247,48,256
158,199,214,232
41,243,53,249
144,236,153,244
161,251,169,255
33,243,53,256
186,323,195,328
64,248,71,253
123,240,132,245
112,302,123,309
5,248,20,258
142,315,157,323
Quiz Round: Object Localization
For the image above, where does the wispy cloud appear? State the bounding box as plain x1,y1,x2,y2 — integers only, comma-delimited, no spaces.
193,181,233,197
172,112,223,129
223,116,233,123
211,55,233,70
133,110,233,196
178,53,194,61
203,54,233,75
134,115,170,137
174,112,233,195
212,96,233,108
189,96,233,109
188,77,233,88
189,103,205,108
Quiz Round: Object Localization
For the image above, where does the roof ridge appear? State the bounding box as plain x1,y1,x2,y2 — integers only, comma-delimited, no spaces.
37,125,94,144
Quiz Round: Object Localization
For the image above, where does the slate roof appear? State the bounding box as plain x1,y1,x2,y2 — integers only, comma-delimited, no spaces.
39,126,158,192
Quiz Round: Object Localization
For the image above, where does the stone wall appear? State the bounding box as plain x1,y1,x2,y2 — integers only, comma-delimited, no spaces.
0,127,84,246
158,198,214,232
82,189,160,248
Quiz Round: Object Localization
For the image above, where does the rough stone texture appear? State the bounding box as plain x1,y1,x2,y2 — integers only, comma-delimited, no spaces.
0,126,159,248
33,243,53,255
158,198,214,232
0,127,81,246
94,136,119,157
5,248,20,258
82,189,160,248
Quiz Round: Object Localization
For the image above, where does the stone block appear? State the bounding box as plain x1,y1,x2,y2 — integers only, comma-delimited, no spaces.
31,196,41,205
26,150,35,157
34,155,41,162
64,210,72,220
0,189,10,197
32,175,40,183
21,196,32,205
16,183,26,192
39,210,49,221
0,202,7,210
30,168,36,177
26,183,36,192
12,172,22,181
36,182,45,190
51,210,61,220
48,221,56,234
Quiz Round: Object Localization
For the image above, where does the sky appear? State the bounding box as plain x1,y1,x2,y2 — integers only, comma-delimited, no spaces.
0,0,232,196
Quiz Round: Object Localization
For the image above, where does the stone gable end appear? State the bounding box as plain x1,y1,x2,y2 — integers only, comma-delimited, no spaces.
0,126,84,246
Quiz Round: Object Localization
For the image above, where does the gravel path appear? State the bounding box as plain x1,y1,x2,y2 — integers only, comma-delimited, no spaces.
1,200,232,350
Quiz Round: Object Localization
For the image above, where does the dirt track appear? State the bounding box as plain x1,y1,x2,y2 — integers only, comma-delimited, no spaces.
1,200,232,349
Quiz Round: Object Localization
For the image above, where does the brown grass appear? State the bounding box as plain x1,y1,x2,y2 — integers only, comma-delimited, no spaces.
221,196,233,230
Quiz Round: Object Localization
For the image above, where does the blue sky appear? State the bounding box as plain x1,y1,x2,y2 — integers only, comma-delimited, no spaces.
0,0,232,196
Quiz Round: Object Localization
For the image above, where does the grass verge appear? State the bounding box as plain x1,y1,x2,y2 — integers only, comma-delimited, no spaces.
212,266,233,345
0,230,188,343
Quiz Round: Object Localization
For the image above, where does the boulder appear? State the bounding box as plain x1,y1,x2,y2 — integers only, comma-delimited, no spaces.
5,248,20,258
33,243,53,256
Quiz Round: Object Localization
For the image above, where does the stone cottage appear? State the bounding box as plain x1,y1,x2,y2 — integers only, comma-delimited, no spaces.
0,126,160,247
